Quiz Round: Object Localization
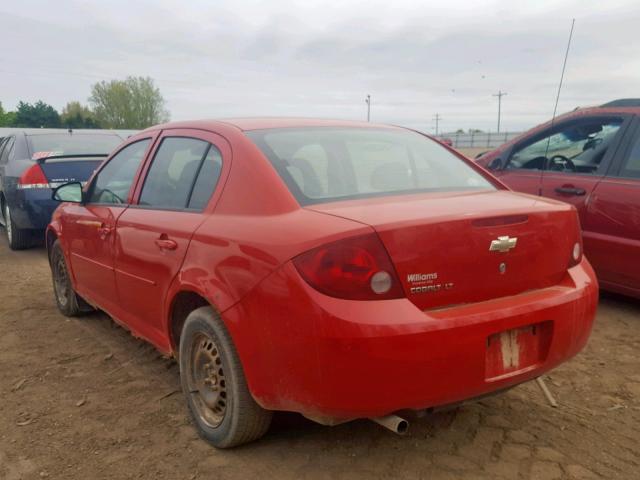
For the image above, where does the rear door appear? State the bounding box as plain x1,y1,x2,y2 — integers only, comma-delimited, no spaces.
64,138,154,312
113,130,228,344
583,116,640,294
538,115,631,216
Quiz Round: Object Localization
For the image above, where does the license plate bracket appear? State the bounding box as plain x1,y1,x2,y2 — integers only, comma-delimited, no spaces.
485,321,553,381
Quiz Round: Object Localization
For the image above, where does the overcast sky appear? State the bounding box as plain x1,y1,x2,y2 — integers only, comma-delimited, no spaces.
1,0,639,132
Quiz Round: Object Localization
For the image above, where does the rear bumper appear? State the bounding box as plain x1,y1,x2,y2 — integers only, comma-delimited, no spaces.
224,258,598,422
8,188,58,230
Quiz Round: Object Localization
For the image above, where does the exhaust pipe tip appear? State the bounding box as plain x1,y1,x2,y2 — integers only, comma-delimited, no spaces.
396,419,409,435
371,414,409,435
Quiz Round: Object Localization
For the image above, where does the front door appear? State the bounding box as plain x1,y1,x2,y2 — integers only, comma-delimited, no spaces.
583,118,640,295
539,116,630,216
65,138,153,311
490,146,542,196
113,131,228,348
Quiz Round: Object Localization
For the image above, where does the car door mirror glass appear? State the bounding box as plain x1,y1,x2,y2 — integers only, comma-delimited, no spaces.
53,182,83,203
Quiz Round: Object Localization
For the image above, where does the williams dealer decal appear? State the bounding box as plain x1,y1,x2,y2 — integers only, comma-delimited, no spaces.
407,272,454,294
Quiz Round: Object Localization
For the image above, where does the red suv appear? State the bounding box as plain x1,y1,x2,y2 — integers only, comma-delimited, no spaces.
47,119,597,447
478,99,640,298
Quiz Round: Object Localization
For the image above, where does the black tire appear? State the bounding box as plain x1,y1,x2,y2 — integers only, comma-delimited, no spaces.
3,202,31,250
50,240,93,316
179,306,272,448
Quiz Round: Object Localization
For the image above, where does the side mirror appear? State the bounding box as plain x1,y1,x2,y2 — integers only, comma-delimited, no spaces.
52,182,83,203
488,158,503,171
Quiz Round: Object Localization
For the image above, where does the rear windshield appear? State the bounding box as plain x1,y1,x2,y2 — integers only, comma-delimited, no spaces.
246,127,495,204
27,133,122,158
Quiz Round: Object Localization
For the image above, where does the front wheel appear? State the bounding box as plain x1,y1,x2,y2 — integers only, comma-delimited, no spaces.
179,306,272,448
50,240,93,316
3,202,31,250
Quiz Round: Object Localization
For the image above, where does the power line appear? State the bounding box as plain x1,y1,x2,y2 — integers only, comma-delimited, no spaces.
492,90,507,132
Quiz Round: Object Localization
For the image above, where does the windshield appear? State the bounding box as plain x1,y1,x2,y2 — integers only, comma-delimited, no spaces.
27,133,123,159
247,127,494,205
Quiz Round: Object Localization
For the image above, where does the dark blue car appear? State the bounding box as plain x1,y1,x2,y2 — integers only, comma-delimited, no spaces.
0,129,125,249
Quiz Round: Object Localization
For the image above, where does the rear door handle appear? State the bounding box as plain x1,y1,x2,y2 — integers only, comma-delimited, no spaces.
555,187,586,196
155,238,178,251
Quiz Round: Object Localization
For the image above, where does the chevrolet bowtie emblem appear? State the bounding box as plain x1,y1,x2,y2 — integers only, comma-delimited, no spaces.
489,236,518,253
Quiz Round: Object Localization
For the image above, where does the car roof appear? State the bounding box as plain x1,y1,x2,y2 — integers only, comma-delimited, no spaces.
600,98,640,108
143,117,400,133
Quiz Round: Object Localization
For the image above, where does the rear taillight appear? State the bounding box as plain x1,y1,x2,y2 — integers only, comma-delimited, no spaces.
17,164,49,189
569,241,582,267
293,233,404,300
569,211,583,268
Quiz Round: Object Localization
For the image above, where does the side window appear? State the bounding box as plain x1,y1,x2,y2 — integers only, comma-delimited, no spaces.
188,146,223,210
139,137,209,209
507,119,623,174
620,133,640,179
88,139,150,204
0,137,15,164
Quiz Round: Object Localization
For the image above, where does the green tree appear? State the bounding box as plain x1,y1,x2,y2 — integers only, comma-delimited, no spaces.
12,100,61,128
60,101,102,128
0,102,15,127
89,76,169,129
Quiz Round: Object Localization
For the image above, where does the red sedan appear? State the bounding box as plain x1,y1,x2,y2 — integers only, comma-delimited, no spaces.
477,99,640,298
47,118,597,447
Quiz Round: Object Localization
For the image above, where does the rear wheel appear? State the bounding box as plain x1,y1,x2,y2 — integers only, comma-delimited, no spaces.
50,240,93,316
179,306,272,448
3,202,31,250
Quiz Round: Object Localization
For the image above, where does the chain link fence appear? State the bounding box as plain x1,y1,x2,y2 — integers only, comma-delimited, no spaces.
436,131,522,149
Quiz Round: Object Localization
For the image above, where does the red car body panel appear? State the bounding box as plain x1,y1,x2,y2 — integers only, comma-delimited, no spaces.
225,259,596,420
48,118,598,424
477,104,640,297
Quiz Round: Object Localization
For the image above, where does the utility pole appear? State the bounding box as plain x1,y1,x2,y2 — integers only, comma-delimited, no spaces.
433,113,442,136
492,90,507,132
365,94,371,122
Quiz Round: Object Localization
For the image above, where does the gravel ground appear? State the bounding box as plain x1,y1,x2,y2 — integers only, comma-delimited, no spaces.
0,233,639,479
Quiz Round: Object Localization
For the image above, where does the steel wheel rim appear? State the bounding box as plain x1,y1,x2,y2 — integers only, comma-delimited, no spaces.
53,254,69,307
4,204,12,243
187,333,228,428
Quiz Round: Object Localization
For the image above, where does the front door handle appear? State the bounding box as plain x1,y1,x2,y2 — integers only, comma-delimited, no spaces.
555,186,586,196
155,238,178,251
98,225,112,239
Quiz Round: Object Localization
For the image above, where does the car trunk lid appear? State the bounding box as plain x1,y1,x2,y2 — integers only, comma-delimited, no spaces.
306,190,579,310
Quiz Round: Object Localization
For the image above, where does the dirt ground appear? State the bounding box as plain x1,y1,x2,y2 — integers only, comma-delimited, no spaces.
1,235,639,480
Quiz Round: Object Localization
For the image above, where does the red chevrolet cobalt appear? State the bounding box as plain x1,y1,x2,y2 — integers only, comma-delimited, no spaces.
47,119,598,447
